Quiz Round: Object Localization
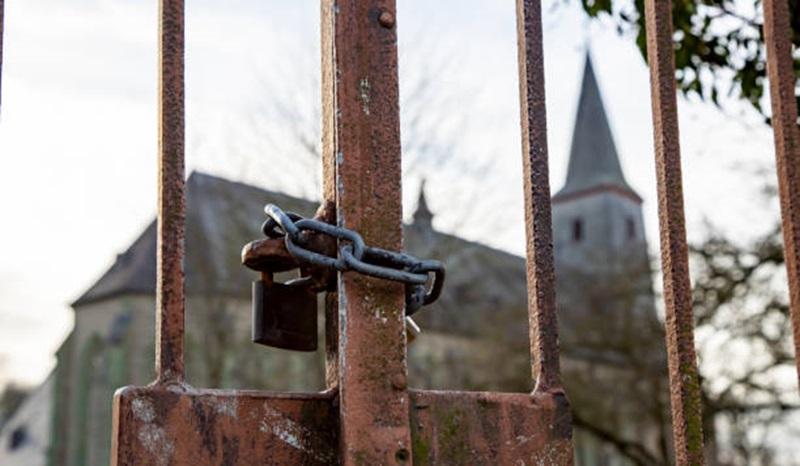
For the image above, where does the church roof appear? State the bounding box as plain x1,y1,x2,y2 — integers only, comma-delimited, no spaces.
73,173,315,306
72,172,530,340
553,55,640,203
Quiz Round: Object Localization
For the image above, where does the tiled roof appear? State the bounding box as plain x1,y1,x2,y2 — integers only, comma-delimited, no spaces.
72,172,530,340
73,172,318,305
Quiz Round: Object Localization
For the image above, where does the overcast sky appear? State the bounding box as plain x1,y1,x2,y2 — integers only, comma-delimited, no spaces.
0,0,780,390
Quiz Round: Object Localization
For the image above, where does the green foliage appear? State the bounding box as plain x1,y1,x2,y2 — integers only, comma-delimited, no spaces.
578,0,800,120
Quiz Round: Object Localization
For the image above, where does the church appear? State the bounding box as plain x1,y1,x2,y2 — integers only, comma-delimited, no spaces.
0,55,668,466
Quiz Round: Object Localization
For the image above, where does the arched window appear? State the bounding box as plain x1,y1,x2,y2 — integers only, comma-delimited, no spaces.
626,217,636,240
572,218,583,242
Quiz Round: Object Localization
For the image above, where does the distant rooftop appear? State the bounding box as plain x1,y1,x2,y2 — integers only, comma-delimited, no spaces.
73,172,530,340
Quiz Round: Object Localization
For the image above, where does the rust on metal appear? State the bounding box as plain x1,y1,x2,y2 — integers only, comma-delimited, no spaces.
643,0,705,463
319,0,340,384
156,0,186,384
409,390,572,465
242,212,337,275
114,0,579,463
763,0,800,389
111,387,574,466
242,238,299,273
321,0,412,463
112,387,339,465
515,0,565,395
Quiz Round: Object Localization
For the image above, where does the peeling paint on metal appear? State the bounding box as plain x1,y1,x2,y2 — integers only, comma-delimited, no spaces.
359,78,371,115
132,397,156,423
259,405,336,464
215,397,238,419
137,425,174,466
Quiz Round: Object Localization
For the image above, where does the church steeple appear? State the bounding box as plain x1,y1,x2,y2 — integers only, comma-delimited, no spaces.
554,54,640,203
412,180,434,230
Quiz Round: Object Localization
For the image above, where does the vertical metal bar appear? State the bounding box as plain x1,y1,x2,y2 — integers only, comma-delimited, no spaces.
644,0,704,463
514,0,563,394
320,1,339,391
155,0,185,384
763,0,800,389
321,1,412,464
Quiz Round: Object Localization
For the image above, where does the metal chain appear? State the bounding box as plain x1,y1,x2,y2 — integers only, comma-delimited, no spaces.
261,204,445,315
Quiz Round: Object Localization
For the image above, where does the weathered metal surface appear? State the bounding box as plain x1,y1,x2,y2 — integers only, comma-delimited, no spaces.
321,0,412,463
113,0,579,463
111,387,574,466
112,387,339,466
112,2,190,460
156,0,186,384
763,0,800,389
515,0,564,396
320,0,339,393
409,389,572,465
251,277,318,351
643,0,705,463
242,238,301,273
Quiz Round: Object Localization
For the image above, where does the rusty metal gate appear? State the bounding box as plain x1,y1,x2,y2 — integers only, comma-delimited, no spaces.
2,0,800,465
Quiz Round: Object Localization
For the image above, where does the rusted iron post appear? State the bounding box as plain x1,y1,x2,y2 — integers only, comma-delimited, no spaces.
515,0,564,396
643,0,704,464
320,0,339,391
763,0,800,390
155,0,186,385
321,1,412,463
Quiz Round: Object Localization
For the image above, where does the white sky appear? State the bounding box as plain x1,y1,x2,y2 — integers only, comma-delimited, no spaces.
0,0,782,392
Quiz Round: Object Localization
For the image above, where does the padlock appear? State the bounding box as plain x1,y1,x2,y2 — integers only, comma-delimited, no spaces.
252,272,318,351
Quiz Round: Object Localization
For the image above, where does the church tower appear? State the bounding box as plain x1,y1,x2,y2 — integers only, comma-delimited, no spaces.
552,54,654,336
552,54,649,275
551,56,665,465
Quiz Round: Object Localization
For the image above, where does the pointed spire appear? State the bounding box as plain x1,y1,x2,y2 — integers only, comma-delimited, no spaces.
413,179,434,230
554,54,640,202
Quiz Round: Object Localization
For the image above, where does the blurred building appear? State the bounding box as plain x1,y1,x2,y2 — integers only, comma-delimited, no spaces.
552,56,668,464
0,377,52,466
0,55,666,466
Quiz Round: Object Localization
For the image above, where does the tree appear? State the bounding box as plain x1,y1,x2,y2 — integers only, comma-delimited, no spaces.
577,0,799,120
691,221,800,465
225,37,502,238
555,223,800,466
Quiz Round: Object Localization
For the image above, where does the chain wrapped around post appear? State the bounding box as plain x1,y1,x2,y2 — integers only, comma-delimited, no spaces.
261,204,445,316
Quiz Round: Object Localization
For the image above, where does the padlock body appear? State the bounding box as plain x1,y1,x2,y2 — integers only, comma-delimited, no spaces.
252,280,318,351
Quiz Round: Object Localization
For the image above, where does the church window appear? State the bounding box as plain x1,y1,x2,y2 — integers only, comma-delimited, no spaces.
572,218,583,242
626,217,636,240
9,426,28,451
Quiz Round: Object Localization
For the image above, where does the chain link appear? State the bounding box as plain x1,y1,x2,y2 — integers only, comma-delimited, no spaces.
262,204,445,315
